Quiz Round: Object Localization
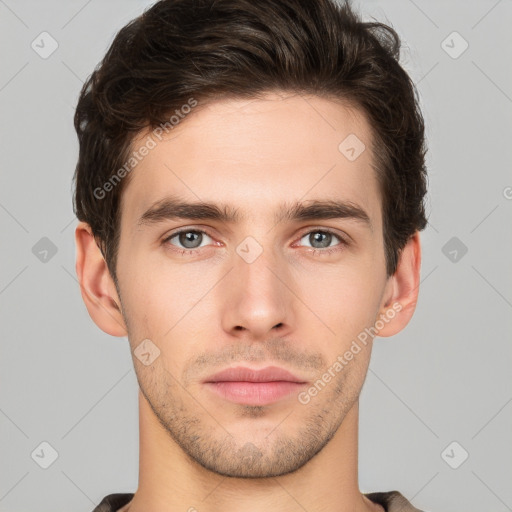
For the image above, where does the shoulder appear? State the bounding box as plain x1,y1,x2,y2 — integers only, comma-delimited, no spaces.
364,490,426,512
91,493,134,512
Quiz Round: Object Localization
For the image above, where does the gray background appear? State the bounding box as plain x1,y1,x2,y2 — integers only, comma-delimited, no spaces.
1,0,511,511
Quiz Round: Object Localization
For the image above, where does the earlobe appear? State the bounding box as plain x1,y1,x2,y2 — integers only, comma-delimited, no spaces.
376,231,422,338
75,222,128,337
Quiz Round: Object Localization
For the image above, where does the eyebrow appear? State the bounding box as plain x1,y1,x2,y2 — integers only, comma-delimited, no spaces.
137,195,372,231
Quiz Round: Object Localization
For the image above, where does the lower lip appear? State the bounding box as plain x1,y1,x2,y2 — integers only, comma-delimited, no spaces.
205,381,306,405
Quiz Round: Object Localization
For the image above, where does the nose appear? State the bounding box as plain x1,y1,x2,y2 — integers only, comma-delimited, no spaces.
220,243,296,340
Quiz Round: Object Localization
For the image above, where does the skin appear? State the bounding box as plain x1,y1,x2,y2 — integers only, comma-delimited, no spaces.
75,92,421,512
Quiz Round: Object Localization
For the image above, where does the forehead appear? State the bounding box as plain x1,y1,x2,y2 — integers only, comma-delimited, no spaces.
120,92,381,230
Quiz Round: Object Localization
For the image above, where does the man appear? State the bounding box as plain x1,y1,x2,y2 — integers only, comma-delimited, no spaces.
72,0,429,511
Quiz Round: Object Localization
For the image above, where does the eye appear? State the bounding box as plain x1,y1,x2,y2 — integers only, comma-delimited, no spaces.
162,227,348,257
296,229,347,255
163,229,214,254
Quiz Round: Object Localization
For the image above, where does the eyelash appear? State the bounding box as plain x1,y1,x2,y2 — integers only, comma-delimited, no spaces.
162,227,348,257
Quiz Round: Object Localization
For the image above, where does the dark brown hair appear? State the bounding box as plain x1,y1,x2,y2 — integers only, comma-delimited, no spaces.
73,0,428,281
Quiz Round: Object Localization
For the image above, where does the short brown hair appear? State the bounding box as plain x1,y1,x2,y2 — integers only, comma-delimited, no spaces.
73,0,428,281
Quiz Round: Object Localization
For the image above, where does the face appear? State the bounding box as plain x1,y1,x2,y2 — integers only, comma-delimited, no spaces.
114,92,393,478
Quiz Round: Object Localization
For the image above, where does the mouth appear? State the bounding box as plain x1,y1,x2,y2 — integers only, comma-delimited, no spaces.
203,365,308,406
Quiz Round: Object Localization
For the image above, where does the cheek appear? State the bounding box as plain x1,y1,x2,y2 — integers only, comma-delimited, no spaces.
118,255,220,354
294,264,384,337
117,242,181,315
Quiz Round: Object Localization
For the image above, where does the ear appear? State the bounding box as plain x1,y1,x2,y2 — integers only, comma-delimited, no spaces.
75,221,127,337
375,231,422,337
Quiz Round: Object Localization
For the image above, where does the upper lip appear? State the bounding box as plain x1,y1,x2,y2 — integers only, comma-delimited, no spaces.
203,365,307,384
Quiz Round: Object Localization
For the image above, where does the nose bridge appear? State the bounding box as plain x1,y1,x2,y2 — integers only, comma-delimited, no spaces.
236,234,282,294
221,232,294,337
